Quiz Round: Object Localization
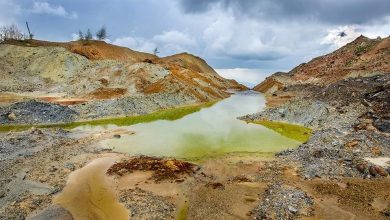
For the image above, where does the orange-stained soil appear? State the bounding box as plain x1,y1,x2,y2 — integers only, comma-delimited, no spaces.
3,39,156,62
85,87,128,99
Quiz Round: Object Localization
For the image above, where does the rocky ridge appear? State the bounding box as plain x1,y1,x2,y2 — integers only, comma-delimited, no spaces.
254,36,390,95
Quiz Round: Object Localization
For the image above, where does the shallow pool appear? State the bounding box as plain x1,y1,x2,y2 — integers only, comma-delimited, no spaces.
73,92,302,159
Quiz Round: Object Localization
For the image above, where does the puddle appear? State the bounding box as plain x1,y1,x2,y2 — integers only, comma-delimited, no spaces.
54,157,129,220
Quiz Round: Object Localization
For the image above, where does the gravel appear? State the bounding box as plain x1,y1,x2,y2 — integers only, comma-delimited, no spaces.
70,92,198,120
242,74,390,180
252,183,314,220
0,100,78,125
119,188,175,220
277,128,390,179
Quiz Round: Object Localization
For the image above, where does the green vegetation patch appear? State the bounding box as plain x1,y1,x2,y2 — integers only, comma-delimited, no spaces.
354,42,374,56
0,102,216,132
252,120,312,142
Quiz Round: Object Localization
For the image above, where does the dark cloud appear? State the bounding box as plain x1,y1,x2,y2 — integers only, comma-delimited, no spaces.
178,0,390,24
226,51,287,62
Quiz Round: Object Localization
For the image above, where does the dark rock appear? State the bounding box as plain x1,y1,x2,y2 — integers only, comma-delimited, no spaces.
373,119,390,132
382,209,390,217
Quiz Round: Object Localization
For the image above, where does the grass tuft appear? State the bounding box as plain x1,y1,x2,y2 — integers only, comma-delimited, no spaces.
252,120,312,142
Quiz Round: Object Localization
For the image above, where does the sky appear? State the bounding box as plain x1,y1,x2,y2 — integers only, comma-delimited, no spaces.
1,0,390,87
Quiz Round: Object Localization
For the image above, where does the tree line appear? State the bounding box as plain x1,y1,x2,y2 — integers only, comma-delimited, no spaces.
0,23,108,42
0,24,26,42
78,26,107,41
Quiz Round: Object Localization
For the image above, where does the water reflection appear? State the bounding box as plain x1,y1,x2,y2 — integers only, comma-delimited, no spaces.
75,92,300,158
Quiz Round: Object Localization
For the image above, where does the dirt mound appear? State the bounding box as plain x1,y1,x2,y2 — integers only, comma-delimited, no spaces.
159,52,218,75
107,156,198,182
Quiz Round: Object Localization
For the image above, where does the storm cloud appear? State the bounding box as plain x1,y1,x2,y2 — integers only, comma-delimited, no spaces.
178,0,390,25
1,0,389,85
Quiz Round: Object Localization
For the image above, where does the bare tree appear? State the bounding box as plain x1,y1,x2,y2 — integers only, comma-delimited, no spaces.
96,26,107,40
0,24,25,42
85,29,93,40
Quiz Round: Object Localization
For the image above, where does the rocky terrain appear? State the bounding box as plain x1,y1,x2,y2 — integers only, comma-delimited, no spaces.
1,35,389,220
255,35,390,93
243,36,390,219
0,39,246,124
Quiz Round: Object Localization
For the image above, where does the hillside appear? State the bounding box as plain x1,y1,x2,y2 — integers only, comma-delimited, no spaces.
240,34,390,220
0,39,246,122
254,35,390,94
2,39,157,62
243,35,390,187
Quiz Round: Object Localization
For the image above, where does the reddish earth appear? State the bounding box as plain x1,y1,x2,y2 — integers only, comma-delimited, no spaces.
85,88,128,99
1,39,246,109
254,36,390,95
39,97,88,106
253,78,284,94
3,39,156,63
107,156,198,182
290,36,390,84
253,36,390,108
